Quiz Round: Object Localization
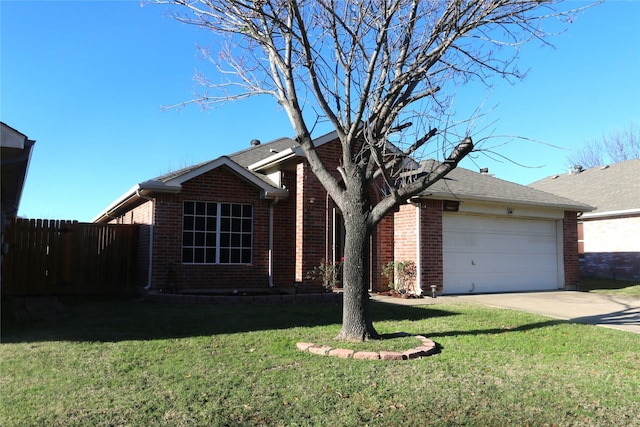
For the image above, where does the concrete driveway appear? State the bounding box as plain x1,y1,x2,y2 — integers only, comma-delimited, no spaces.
371,291,640,334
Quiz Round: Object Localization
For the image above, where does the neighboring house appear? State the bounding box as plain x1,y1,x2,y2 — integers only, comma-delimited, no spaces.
1,122,35,257
94,132,591,295
529,159,640,281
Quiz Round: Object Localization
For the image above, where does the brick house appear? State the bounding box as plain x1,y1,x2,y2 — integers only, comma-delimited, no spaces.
94,132,591,295
530,159,640,281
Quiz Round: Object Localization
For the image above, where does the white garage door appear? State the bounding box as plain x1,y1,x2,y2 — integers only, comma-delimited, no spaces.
442,214,560,294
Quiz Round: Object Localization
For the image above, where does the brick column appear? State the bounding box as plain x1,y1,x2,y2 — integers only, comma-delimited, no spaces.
420,200,443,293
563,211,580,287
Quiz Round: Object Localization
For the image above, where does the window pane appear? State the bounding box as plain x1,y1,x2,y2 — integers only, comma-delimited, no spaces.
195,202,206,215
194,232,205,246
183,232,193,246
231,234,241,247
221,203,230,216
231,249,241,263
242,218,252,231
242,234,252,247
220,249,230,263
243,205,252,217
205,248,215,264
194,248,205,263
241,249,251,264
220,217,230,231
220,234,230,247
231,218,241,232
206,217,216,231
184,202,195,215
183,216,194,230
207,202,217,216
182,248,193,263
206,232,216,246
232,204,242,217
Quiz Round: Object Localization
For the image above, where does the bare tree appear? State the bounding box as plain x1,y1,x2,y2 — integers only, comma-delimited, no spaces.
156,0,583,341
568,123,640,168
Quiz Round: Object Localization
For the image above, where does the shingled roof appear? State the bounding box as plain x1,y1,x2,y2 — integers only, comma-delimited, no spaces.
151,137,298,185
528,159,640,216
413,160,593,211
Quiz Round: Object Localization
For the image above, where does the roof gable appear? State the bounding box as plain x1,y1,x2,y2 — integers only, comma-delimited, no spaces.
529,159,640,214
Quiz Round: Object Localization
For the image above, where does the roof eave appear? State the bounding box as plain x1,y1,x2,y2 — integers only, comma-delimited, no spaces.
92,181,182,223
581,208,640,219
248,147,304,172
417,192,594,212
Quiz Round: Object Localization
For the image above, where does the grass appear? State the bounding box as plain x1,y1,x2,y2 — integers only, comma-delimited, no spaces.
1,296,639,426
579,277,640,298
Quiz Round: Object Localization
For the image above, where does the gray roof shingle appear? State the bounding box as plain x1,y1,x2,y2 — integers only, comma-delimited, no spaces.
151,137,298,184
414,160,592,211
528,159,640,213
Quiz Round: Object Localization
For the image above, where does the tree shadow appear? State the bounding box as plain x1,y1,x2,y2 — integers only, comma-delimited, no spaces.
1,295,459,343
422,319,568,339
570,294,640,329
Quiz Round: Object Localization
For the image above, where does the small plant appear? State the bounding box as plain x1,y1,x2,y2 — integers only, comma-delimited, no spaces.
381,261,416,295
306,258,343,290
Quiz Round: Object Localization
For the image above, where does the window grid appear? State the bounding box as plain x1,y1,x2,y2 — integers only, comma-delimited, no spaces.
182,201,253,264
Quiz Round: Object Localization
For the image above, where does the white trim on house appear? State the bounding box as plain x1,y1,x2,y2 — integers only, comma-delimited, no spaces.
92,156,288,223
581,208,640,220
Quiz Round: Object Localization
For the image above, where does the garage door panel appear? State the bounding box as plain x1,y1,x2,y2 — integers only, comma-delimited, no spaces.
442,214,559,294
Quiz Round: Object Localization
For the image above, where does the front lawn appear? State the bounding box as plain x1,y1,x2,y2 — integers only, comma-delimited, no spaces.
579,277,640,298
1,297,638,426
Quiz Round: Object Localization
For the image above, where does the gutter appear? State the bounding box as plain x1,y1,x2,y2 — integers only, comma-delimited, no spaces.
135,189,155,291
415,193,594,213
581,208,640,220
268,196,284,287
92,180,181,223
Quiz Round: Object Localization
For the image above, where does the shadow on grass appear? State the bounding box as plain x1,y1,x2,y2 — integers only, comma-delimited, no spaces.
421,319,568,340
1,296,458,343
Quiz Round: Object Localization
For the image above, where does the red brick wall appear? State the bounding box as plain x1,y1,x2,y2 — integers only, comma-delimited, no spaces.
394,204,417,262
563,211,580,287
420,200,443,293
371,214,394,291
109,200,153,288
392,200,444,294
293,138,393,291
272,169,297,287
149,166,273,291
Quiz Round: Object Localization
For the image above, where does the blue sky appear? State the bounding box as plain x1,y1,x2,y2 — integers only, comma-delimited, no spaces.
2,0,639,222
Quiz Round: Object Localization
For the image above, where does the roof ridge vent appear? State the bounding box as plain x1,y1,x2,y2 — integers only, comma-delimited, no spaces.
599,164,610,170
250,139,261,146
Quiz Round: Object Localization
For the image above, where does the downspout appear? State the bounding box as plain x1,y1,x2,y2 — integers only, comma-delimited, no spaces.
327,192,331,263
415,203,423,296
136,189,154,291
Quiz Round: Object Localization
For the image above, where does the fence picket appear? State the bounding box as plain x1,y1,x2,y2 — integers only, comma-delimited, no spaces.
1,218,138,296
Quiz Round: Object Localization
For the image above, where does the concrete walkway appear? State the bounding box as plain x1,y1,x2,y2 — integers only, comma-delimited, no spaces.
371,291,640,334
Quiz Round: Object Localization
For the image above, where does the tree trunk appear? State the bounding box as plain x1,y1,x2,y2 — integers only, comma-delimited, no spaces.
335,211,379,341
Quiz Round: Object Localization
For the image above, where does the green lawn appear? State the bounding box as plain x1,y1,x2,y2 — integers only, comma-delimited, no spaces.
579,277,640,298
1,297,639,426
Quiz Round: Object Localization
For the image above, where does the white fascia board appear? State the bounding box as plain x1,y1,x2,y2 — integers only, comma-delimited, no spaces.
165,156,288,199
92,181,183,223
312,130,339,147
418,192,594,212
248,147,303,171
1,123,27,149
581,208,640,219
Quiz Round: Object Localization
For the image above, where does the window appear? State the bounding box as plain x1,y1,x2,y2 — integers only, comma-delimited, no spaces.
182,201,253,264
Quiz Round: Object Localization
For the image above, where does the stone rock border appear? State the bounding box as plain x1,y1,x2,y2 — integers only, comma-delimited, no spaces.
296,333,437,360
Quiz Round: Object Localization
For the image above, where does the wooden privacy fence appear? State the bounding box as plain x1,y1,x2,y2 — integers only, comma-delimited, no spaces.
2,218,138,296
